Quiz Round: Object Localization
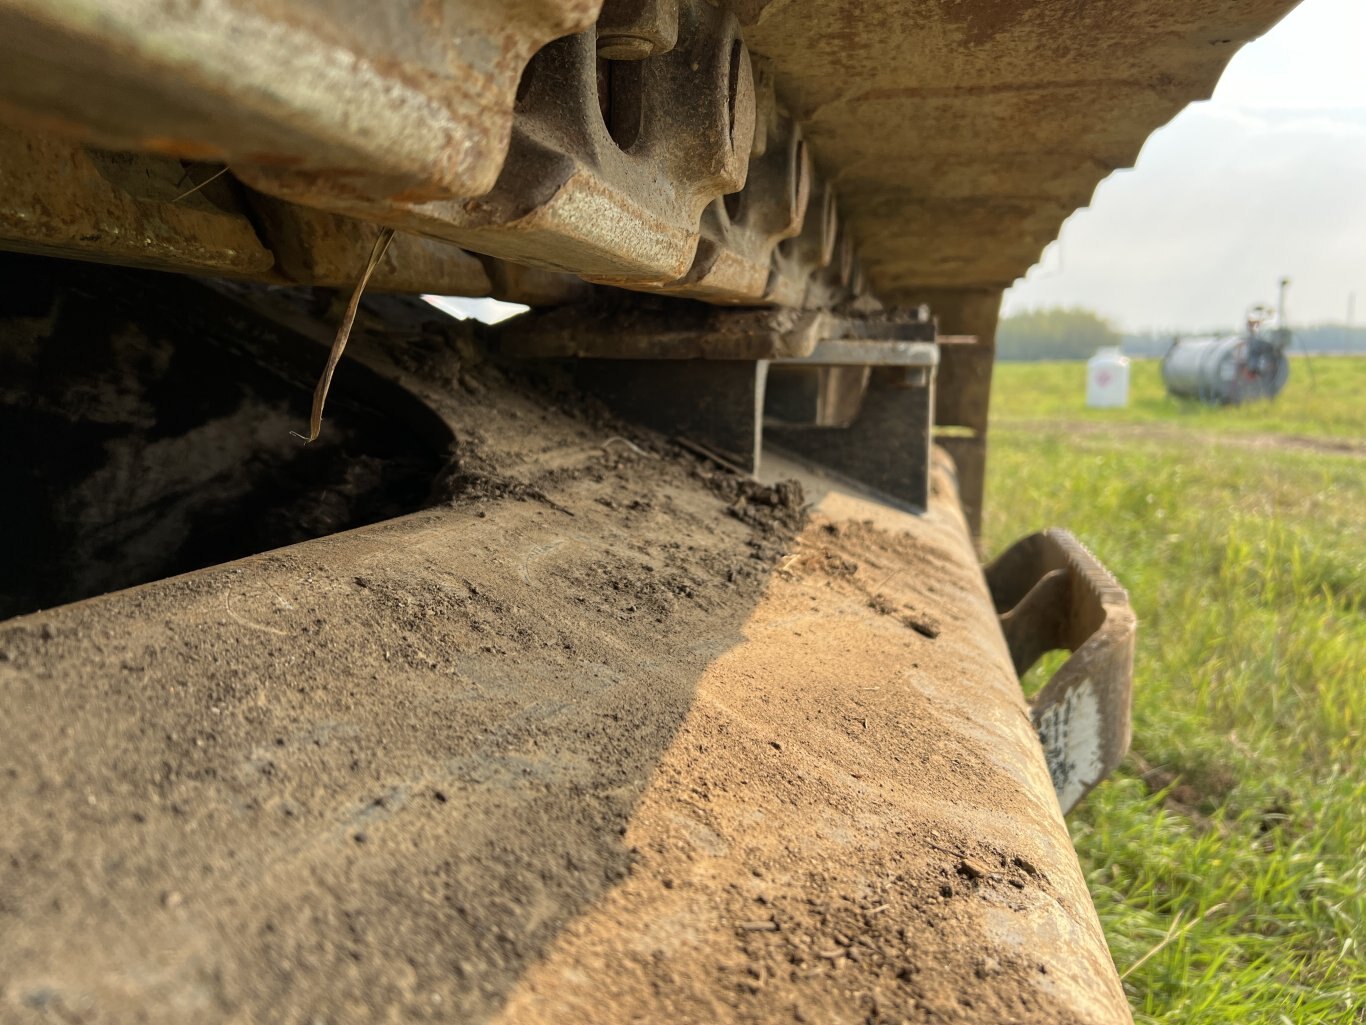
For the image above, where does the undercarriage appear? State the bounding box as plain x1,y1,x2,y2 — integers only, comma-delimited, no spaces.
0,1,1296,1021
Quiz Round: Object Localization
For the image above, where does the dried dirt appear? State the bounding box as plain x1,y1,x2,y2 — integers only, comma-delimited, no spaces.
0,290,1126,1024
0,258,454,619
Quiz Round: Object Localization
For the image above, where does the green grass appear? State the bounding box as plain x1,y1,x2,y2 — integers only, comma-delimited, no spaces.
992,356,1366,439
982,357,1365,1024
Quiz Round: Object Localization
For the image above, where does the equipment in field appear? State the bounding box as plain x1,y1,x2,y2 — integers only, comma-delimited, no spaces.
0,1,1299,1021
1163,283,1293,405
1087,346,1132,408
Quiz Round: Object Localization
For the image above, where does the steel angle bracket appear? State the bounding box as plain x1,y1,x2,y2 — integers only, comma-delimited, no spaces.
764,337,938,510
764,341,937,431
498,302,831,476
499,300,830,360
500,304,940,504
985,529,1137,814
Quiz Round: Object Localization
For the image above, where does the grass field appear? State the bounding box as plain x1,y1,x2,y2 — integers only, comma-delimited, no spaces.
982,357,1364,1023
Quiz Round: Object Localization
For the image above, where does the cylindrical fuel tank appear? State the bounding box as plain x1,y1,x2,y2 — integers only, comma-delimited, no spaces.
1162,334,1289,404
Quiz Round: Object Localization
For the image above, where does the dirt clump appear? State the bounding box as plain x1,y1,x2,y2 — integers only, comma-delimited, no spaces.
431,439,574,516
705,473,807,534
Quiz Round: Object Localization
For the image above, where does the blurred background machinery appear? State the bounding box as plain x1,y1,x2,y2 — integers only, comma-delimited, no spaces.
1163,281,1294,404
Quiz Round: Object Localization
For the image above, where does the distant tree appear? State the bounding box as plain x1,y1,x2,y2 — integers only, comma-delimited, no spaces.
1291,324,1366,355
997,307,1122,361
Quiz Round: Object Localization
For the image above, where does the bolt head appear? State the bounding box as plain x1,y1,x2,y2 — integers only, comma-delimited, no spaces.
597,35,658,60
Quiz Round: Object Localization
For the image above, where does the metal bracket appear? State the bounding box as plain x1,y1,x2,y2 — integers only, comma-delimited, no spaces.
501,301,830,361
985,529,1136,814
764,339,938,509
575,358,771,473
504,305,940,506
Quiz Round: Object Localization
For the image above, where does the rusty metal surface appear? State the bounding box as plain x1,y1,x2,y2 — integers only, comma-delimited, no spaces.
0,123,276,278
0,120,511,296
740,0,1296,298
0,0,1293,318
331,1,759,287
0,0,869,307
657,65,813,303
501,299,830,360
0,0,599,203
246,197,493,296
768,170,839,306
598,0,681,59
986,529,1137,813
501,299,933,360
482,260,594,307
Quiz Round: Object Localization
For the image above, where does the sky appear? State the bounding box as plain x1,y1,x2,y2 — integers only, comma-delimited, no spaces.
423,293,527,325
1001,0,1366,333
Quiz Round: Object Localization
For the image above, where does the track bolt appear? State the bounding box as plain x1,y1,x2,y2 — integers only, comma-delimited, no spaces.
597,0,680,59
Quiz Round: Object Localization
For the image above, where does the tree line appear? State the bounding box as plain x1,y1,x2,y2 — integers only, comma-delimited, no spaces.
995,307,1121,361
997,307,1366,361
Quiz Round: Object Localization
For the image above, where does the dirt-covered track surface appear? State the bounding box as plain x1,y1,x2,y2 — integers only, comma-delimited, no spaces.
743,0,1296,297
1,324,1125,1022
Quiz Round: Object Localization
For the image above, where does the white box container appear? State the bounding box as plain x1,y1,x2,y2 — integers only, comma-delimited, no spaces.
1086,347,1130,408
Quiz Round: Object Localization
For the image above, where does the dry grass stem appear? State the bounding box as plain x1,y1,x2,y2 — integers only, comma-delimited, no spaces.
293,227,395,444
602,436,656,459
172,165,231,203
1120,903,1227,980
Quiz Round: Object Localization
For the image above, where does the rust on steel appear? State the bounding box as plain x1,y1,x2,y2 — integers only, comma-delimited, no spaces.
987,528,1138,813
0,122,277,278
597,0,681,59
0,0,868,307
0,0,1294,356
336,0,761,287
0,0,1298,301
245,197,494,297
0,0,602,202
0,120,583,299
656,60,813,303
739,0,1297,296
